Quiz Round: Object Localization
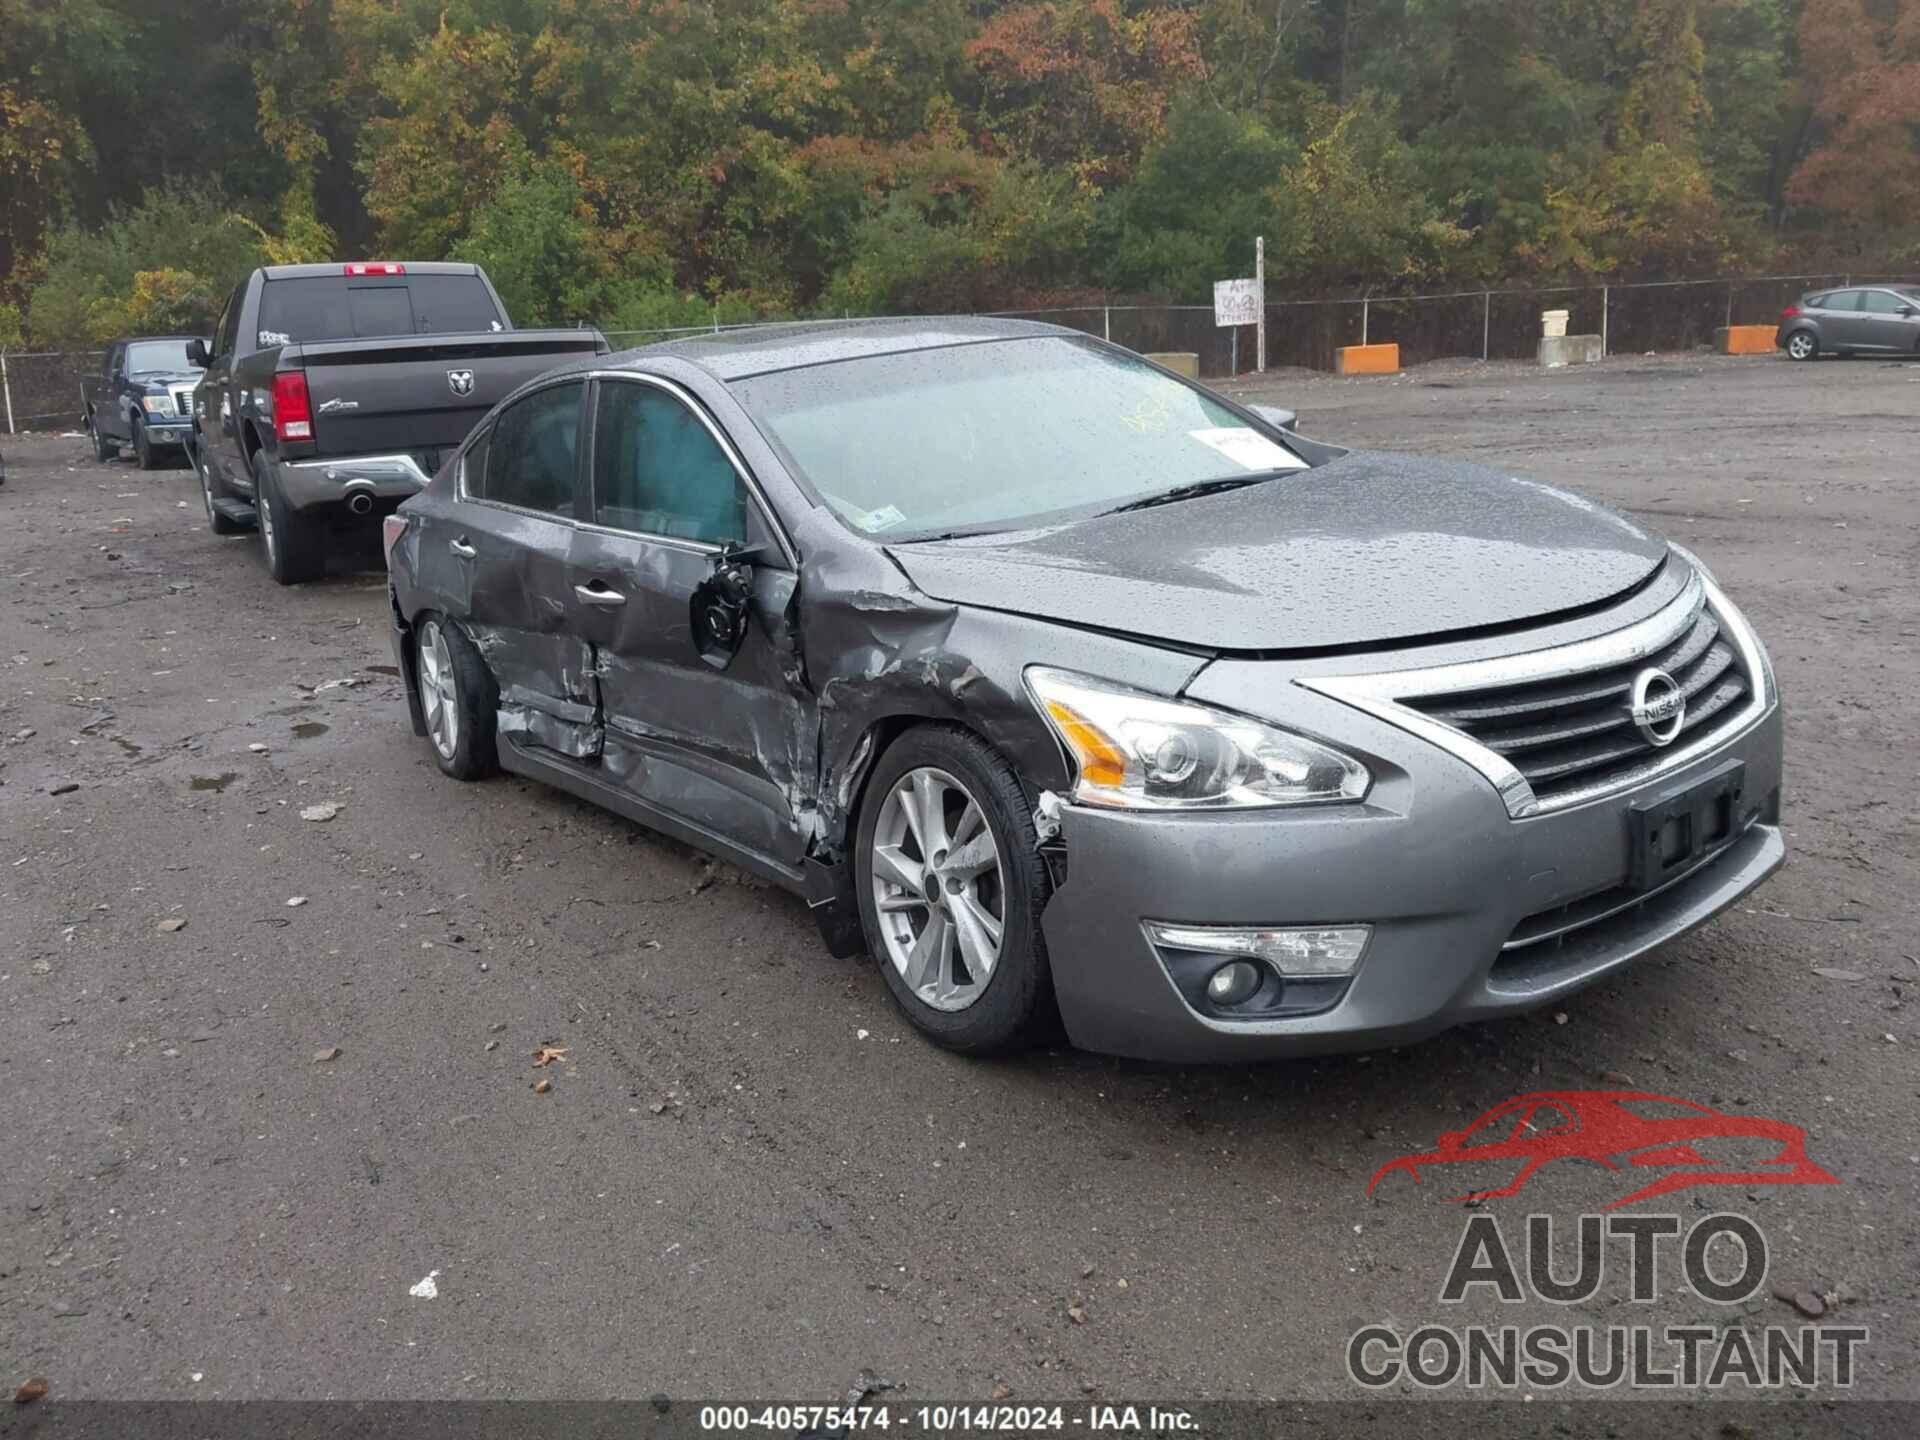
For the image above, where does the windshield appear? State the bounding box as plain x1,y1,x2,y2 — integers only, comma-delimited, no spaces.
126,340,198,373
257,274,505,346
731,337,1306,537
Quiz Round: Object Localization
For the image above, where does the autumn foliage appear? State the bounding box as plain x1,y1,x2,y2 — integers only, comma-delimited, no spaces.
3,0,1917,343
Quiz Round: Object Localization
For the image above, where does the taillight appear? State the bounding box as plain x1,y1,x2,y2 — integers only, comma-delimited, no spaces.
1780,305,1801,320
382,514,408,565
272,371,313,443
344,262,406,276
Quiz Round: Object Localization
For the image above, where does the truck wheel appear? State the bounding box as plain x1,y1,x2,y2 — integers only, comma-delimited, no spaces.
414,613,499,781
254,452,322,585
88,412,119,462
195,445,244,536
133,419,157,471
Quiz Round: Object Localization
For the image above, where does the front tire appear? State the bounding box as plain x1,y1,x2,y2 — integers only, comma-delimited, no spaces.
88,413,118,462
254,451,322,584
415,614,498,781
854,726,1054,1054
133,419,156,470
195,444,244,535
1784,329,1819,362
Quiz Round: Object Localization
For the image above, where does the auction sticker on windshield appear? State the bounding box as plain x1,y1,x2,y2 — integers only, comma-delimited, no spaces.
1188,427,1307,471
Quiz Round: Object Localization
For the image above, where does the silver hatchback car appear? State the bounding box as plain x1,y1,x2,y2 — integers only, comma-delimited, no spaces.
1778,284,1920,360
385,319,1783,1062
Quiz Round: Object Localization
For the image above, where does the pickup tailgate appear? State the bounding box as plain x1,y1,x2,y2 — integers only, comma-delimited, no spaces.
292,330,605,458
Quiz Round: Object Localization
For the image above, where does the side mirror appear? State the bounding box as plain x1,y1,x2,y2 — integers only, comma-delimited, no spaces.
186,338,211,368
690,543,760,670
1248,403,1298,433
1901,306,1916,318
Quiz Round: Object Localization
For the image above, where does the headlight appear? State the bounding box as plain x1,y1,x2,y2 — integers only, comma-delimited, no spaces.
1025,667,1369,810
140,394,177,416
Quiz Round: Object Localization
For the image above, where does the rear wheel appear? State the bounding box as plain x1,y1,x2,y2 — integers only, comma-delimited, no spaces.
1784,329,1818,361
88,412,118,462
255,451,322,584
855,726,1054,1054
415,614,498,781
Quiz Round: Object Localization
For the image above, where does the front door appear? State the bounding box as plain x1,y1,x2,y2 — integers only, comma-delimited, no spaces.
567,375,810,869
427,379,601,760
1855,289,1920,352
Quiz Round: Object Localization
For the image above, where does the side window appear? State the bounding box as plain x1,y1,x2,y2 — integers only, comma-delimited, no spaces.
591,381,746,543
1825,290,1863,312
1861,290,1908,314
479,382,583,517
217,288,242,358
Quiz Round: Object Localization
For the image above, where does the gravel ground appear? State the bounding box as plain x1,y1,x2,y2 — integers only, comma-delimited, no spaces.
1,352,1915,1422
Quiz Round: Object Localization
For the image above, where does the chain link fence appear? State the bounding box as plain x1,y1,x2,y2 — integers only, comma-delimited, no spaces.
9,271,1916,431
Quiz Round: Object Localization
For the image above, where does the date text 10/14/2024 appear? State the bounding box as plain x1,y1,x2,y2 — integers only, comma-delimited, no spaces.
696,1406,1199,1433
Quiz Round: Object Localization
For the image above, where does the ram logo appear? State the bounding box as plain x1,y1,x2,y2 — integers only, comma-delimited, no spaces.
447,369,476,397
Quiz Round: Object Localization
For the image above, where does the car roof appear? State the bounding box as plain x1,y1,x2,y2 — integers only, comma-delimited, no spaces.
258,262,483,280
614,315,1079,382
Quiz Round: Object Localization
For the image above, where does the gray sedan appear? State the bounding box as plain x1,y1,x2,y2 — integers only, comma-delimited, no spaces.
1777,284,1920,359
383,319,1783,1061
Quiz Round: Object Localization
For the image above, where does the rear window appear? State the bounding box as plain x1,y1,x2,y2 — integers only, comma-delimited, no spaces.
257,274,506,346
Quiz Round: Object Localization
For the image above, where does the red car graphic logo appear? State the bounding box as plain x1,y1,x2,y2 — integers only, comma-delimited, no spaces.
1367,1090,1839,1210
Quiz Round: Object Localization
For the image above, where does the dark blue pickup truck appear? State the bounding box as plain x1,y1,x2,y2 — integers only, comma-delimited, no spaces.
82,336,208,469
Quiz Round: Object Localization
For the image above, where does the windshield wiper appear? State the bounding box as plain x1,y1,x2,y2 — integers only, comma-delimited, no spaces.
1098,472,1281,517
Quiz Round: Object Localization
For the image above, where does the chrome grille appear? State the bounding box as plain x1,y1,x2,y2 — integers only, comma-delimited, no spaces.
1300,571,1773,820
1403,599,1752,807
173,389,196,417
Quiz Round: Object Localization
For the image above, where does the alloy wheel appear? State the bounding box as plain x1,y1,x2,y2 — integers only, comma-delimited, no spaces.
417,619,460,761
870,766,1006,1012
1788,332,1815,360
258,470,278,563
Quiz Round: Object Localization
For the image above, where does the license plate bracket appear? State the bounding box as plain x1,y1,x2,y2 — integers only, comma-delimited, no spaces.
1627,759,1745,892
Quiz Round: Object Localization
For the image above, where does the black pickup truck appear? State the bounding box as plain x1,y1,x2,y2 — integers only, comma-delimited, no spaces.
82,336,208,469
189,262,607,583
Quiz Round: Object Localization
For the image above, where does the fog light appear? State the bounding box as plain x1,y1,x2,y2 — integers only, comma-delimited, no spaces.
1145,922,1372,977
1204,960,1262,1006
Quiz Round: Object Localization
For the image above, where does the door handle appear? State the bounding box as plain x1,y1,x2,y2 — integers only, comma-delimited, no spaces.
574,582,627,607
449,537,476,559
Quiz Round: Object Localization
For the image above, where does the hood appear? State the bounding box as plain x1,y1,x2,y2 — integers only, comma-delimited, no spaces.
885,450,1668,653
133,370,204,388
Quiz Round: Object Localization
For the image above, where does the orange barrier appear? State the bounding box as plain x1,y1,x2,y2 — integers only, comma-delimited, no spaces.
1334,343,1400,375
1716,325,1776,356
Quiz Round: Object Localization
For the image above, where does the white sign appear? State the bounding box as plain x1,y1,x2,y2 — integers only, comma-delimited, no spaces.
1213,278,1262,327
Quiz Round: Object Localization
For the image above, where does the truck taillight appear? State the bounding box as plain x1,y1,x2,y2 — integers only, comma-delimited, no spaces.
273,371,313,442
382,514,408,565
344,262,406,276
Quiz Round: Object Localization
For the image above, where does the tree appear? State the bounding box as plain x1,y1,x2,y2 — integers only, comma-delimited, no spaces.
1788,0,1920,243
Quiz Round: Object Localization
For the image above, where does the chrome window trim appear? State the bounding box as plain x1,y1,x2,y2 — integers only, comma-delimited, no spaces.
1299,569,1773,820
453,369,798,567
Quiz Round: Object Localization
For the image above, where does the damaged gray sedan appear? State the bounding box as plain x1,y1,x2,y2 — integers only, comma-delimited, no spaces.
384,318,1783,1061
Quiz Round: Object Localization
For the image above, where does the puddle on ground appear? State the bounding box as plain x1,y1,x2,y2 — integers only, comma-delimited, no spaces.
291,722,329,739
190,772,238,792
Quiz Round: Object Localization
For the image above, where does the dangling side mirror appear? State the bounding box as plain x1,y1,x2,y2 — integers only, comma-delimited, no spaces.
1247,403,1299,433
690,542,762,670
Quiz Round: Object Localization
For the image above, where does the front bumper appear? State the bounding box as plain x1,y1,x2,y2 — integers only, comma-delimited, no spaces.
142,419,194,446
278,453,434,518
1041,680,1784,1064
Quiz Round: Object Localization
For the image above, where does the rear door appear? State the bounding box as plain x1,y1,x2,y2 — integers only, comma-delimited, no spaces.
1856,289,1920,352
424,378,602,761
566,375,809,869
1818,289,1870,349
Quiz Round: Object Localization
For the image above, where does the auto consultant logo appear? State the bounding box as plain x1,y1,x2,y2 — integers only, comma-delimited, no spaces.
1366,1090,1839,1209
447,368,476,397
1352,1091,1859,1393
